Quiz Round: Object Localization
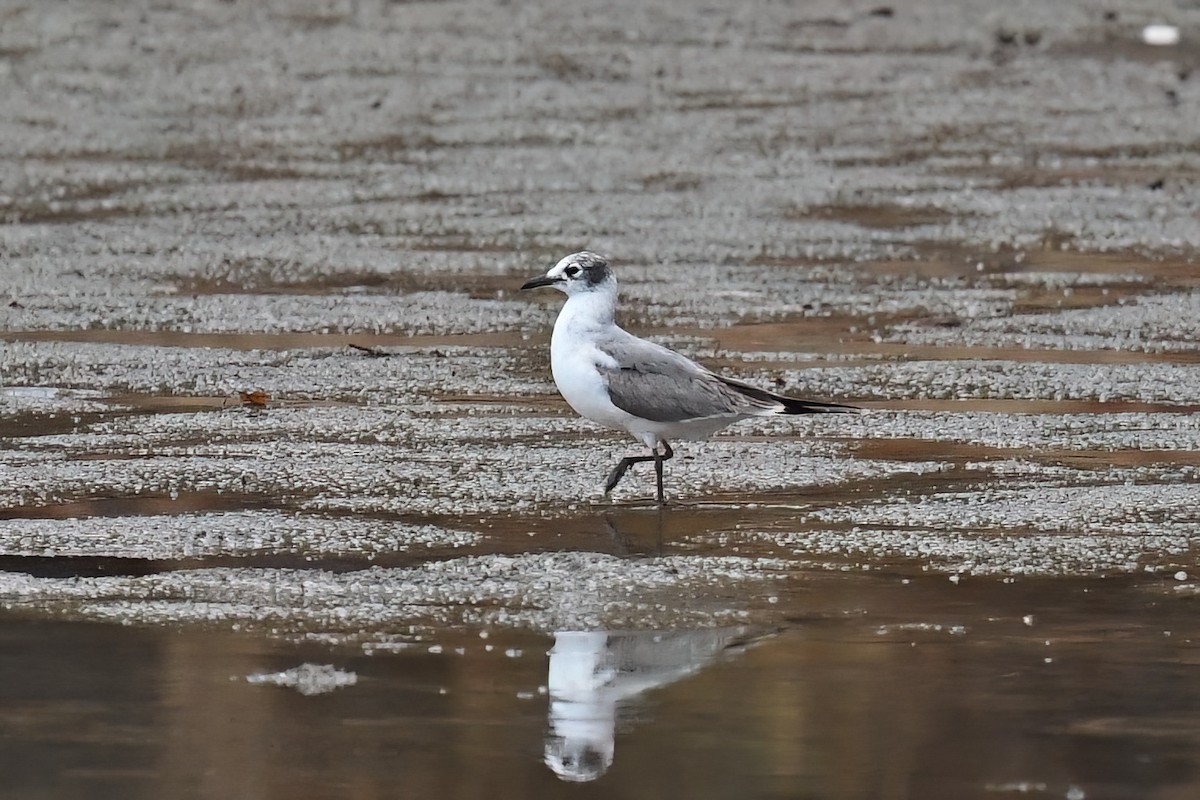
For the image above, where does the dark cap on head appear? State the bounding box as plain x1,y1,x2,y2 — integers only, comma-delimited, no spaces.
570,251,610,286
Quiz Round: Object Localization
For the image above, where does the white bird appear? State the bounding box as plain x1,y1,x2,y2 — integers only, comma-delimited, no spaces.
521,251,857,503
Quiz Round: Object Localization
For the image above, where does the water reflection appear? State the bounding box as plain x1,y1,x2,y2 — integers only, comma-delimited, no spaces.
6,576,1200,798
543,628,764,782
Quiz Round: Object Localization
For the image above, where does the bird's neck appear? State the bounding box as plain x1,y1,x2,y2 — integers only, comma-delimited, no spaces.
556,289,617,333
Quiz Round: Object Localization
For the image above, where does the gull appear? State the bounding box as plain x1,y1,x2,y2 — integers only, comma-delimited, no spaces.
521,251,857,503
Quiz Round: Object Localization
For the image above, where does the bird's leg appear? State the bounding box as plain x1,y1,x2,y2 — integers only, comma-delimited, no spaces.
604,453,656,496
605,441,675,501
653,440,674,504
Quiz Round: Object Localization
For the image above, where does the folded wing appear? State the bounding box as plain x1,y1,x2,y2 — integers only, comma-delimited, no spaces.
596,331,782,423
596,329,859,422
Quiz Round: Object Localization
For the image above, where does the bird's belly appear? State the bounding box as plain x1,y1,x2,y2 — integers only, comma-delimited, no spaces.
643,414,744,441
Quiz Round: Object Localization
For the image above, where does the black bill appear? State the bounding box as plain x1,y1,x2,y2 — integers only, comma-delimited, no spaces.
520,275,559,290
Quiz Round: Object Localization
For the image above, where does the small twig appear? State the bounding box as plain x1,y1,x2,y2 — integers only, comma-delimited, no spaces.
348,343,394,358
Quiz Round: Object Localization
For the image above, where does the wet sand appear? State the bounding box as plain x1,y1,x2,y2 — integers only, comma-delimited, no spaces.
2,0,1199,796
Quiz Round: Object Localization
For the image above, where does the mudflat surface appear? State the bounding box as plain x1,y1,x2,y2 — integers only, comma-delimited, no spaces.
1,1,1199,797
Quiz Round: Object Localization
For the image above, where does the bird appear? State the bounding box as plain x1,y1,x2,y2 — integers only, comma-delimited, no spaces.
520,251,858,504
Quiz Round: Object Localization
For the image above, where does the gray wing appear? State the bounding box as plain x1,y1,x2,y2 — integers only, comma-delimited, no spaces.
595,330,779,422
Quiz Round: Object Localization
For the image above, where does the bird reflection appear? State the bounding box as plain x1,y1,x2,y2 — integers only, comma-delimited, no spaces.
543,628,764,782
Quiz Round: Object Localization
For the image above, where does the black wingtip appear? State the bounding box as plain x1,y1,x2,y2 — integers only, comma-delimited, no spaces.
714,374,858,415
778,396,860,415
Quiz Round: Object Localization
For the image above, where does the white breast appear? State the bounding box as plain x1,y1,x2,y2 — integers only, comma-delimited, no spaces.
549,296,640,436
551,333,631,430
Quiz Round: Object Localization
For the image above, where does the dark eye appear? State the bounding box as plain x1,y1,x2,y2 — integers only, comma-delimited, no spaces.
564,265,580,277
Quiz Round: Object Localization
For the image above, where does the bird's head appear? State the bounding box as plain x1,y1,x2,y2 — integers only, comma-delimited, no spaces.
521,251,615,297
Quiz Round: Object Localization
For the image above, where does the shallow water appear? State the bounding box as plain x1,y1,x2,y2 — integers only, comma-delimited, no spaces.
4,0,1200,796
3,571,1199,799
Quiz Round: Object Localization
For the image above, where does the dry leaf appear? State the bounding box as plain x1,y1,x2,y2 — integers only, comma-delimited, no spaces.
238,389,271,407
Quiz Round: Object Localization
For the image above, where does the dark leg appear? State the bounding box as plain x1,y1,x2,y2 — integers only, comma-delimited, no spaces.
604,454,655,496
653,440,674,504
604,441,674,501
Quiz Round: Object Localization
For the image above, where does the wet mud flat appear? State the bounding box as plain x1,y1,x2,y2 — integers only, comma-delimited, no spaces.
2,0,1200,797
